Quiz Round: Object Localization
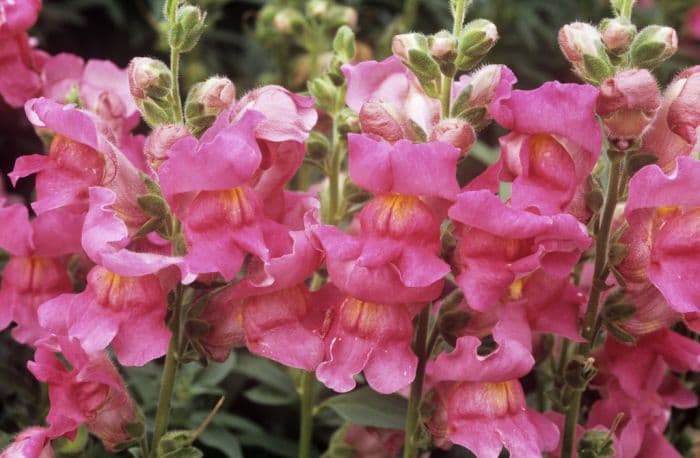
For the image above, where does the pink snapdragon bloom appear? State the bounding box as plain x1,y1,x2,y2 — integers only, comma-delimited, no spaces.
315,283,418,394
199,193,324,369
0,203,79,344
158,110,289,280
0,0,41,38
0,33,43,107
343,56,440,138
0,427,54,458
313,135,455,304
40,55,140,138
641,67,700,169
484,81,602,216
28,338,138,451
621,157,700,313
230,85,317,218
37,264,171,366
596,69,661,144
336,425,404,458
10,98,146,227
449,189,591,311
617,286,681,336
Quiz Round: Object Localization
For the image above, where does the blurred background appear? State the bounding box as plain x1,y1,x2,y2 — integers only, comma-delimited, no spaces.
1,0,699,456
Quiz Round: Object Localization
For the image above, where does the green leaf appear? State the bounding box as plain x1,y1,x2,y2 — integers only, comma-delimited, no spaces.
243,384,297,406
232,353,297,397
237,433,297,458
197,426,243,458
321,387,408,430
195,353,236,386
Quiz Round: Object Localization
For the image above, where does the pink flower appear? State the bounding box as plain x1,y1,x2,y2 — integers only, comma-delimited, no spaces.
10,98,146,225
486,81,602,216
622,157,700,313
144,123,190,172
0,33,43,107
449,189,591,311
342,56,440,136
348,134,461,201
0,0,41,38
430,380,559,457
337,425,404,458
0,203,79,344
315,284,418,394
596,69,661,142
28,338,138,451
38,265,171,366
641,67,700,169
451,64,517,121
0,427,54,458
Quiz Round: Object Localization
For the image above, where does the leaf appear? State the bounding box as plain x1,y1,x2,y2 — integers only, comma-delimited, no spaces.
237,433,297,458
197,426,243,458
243,384,297,406
195,353,236,386
320,387,408,430
232,352,297,397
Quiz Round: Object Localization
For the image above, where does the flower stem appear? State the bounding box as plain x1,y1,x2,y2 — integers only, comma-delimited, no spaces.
561,154,623,458
403,306,430,458
166,2,183,124
326,84,347,225
298,371,316,458
620,0,635,20
439,0,467,118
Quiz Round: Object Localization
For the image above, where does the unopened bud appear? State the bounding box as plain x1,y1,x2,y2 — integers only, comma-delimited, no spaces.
306,0,329,18
630,25,678,68
273,8,305,34
169,5,206,53
306,131,331,160
600,18,636,54
127,57,171,100
184,77,235,137
430,118,475,155
336,108,360,135
307,76,338,112
558,22,613,83
597,69,661,141
328,6,357,29
392,33,430,63
455,19,498,71
451,65,506,128
577,429,616,458
333,25,356,63
144,123,190,171
359,101,414,143
429,30,458,60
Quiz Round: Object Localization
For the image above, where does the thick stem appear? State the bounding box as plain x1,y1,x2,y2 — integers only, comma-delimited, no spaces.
403,306,430,458
326,84,346,225
401,0,419,31
150,338,179,454
561,155,623,458
438,0,467,118
298,371,316,458
170,48,183,124
620,0,635,20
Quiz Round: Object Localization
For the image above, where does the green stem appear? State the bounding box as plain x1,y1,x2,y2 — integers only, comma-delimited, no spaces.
325,84,346,225
438,0,467,118
151,321,180,454
298,371,316,458
403,306,430,458
620,0,634,20
561,155,623,458
170,48,183,124
400,0,419,31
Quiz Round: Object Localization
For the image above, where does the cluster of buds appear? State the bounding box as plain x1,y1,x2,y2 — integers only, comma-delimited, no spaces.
127,57,175,127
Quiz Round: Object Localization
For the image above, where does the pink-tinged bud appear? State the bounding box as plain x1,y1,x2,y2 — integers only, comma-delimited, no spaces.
597,69,661,141
467,65,503,106
127,57,171,100
631,25,678,68
144,123,190,171
272,8,304,34
667,66,700,144
391,33,428,62
430,118,476,155
558,22,602,63
359,101,414,143
198,76,236,110
430,30,458,60
600,18,636,54
619,286,681,336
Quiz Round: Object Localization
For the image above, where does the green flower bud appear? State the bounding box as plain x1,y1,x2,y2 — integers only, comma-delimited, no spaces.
184,76,236,136
273,7,305,34
169,5,206,53
600,18,636,55
308,76,338,112
630,25,678,69
455,19,498,71
128,57,172,101
333,25,356,63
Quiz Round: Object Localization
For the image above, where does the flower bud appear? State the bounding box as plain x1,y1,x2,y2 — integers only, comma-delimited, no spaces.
455,19,498,71
392,33,441,96
558,22,613,83
600,18,636,54
359,101,414,143
597,69,661,141
333,25,356,63
630,25,678,68
391,32,429,62
667,66,700,145
169,5,206,53
144,123,190,171
184,76,236,136
429,30,458,60
430,118,476,155
306,0,329,18
127,57,171,100
273,8,305,34
307,76,338,112
327,5,358,29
